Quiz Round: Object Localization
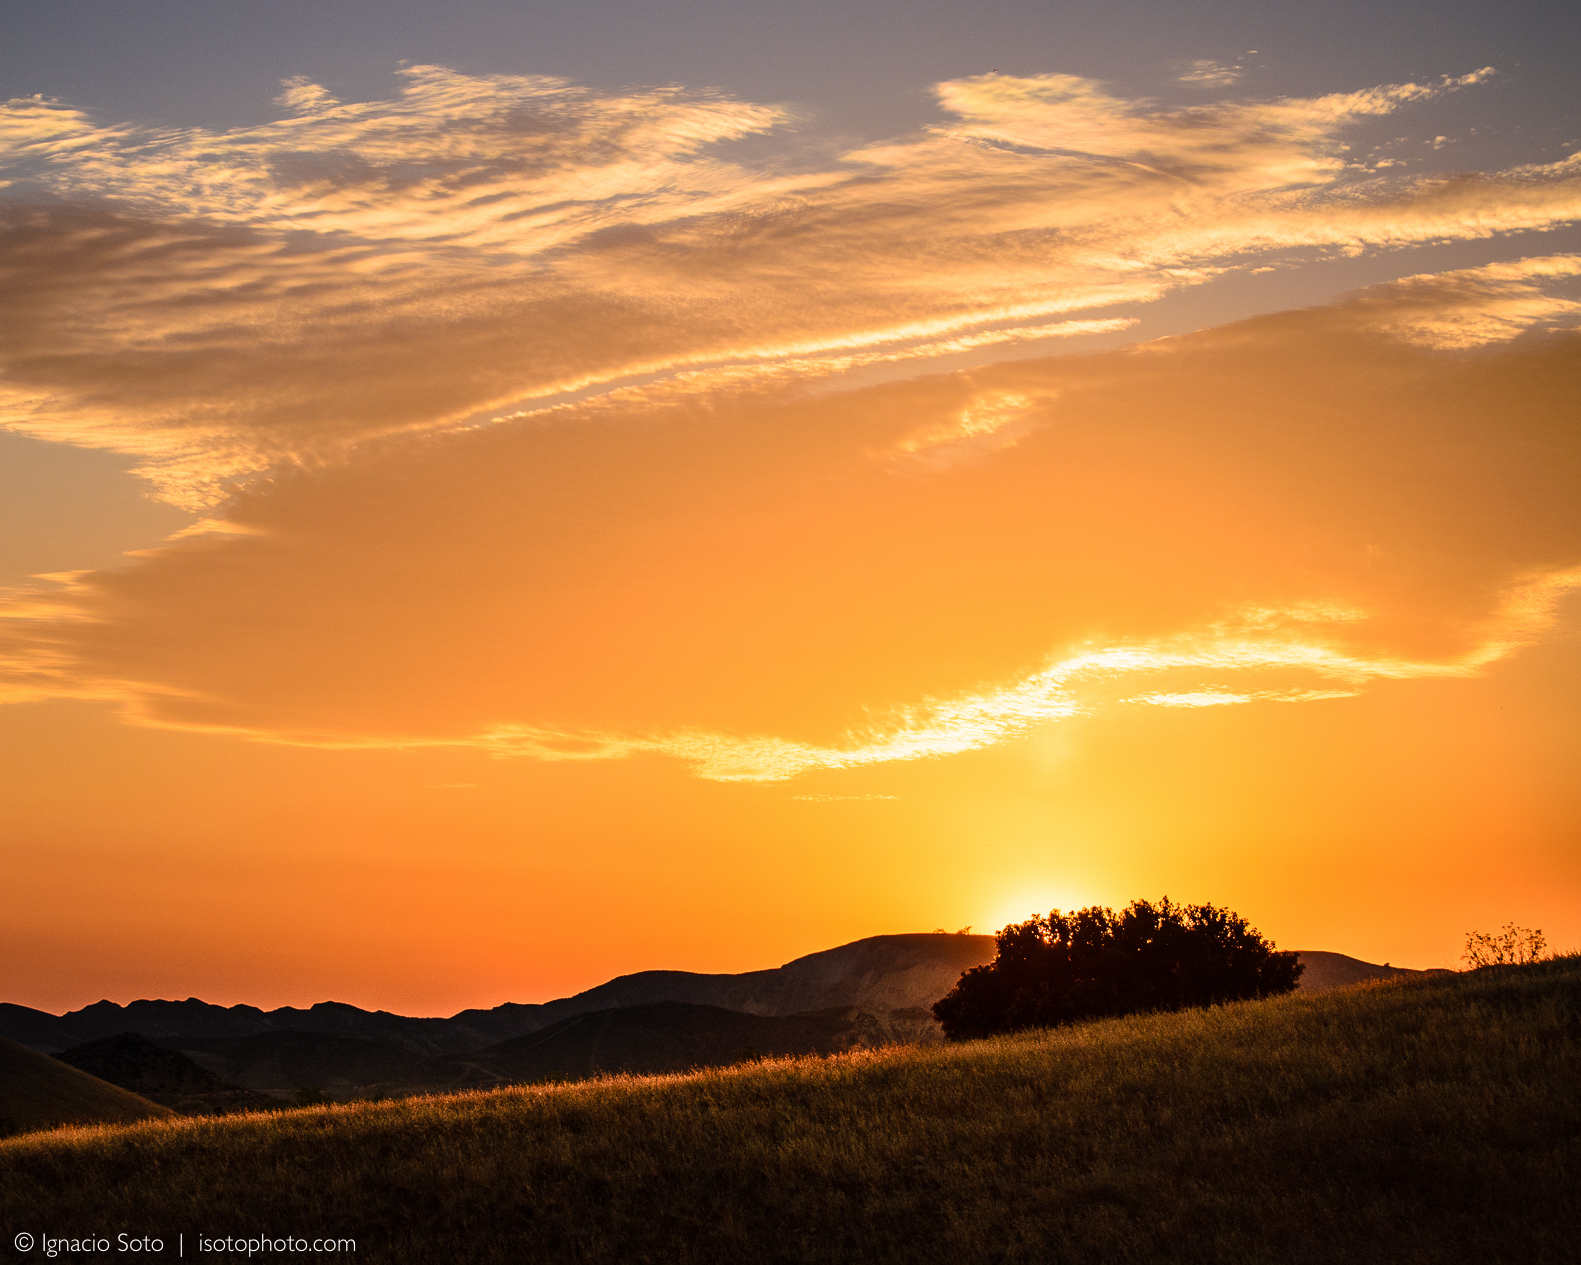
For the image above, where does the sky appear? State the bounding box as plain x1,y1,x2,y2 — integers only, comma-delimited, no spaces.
2,0,1578,1015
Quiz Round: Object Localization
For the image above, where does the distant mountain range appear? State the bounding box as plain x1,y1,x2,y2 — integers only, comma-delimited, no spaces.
3,933,996,1056
2,936,1435,1109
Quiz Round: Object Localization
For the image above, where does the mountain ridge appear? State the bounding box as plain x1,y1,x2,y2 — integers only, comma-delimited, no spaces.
2,938,1428,1060
1,933,998,1054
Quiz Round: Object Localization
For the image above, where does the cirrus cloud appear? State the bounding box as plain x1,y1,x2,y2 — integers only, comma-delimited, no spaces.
2,66,1579,506
1,270,1575,778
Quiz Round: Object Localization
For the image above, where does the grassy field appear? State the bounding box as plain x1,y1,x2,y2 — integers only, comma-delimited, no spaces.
2,958,1576,1264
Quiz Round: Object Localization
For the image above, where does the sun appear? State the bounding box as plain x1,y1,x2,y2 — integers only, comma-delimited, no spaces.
982,886,1096,936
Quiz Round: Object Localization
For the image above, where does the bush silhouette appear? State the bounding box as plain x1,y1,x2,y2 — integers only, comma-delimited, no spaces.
1463,923,1546,968
932,898,1303,1040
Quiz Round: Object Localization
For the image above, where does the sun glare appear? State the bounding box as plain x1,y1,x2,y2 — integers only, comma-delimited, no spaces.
984,887,1095,936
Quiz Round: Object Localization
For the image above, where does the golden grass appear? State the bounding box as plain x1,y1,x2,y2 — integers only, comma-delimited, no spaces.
3,958,1577,1263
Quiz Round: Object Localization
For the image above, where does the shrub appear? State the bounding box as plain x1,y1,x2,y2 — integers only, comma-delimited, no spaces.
1463,923,1546,968
932,897,1302,1039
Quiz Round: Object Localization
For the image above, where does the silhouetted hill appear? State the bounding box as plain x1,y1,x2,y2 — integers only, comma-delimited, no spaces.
551,934,998,1018
4,937,1432,1103
1,934,999,1055
408,1003,942,1093
174,1032,429,1101
0,1003,76,1052
53,1033,284,1116
1293,952,1440,992
1,998,485,1057
0,1036,171,1137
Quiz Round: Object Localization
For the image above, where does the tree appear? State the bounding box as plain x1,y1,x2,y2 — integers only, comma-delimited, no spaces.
932,897,1303,1040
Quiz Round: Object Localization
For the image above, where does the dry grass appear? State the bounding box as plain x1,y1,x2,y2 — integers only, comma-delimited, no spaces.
3,958,1577,1263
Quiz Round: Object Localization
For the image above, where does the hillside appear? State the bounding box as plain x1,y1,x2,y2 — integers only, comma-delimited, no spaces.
409,1003,941,1094
0,933,995,1055
0,1037,172,1137
53,1033,284,1115
1291,950,1437,991
176,1032,429,1101
1,939,1429,1103
1,959,1574,1263
550,933,998,1017
2,935,1394,1059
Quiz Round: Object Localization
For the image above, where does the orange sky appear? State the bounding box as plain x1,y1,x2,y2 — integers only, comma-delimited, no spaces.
2,61,1579,1014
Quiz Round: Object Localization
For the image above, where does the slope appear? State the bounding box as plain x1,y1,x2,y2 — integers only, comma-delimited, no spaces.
54,1033,284,1115
411,1002,941,1093
2,936,1415,1092
1,959,1574,1263
0,1037,172,1137
1292,950,1438,991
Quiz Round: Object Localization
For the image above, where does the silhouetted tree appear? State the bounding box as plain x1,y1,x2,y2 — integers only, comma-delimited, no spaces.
932,898,1303,1040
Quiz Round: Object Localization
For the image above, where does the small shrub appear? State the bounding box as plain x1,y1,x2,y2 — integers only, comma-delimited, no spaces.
1464,923,1546,968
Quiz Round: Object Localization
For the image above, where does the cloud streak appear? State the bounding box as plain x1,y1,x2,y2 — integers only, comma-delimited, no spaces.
2,270,1575,778
3,67,1579,504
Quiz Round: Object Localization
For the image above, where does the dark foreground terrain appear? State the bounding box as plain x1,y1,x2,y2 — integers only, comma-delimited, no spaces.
2,957,1575,1264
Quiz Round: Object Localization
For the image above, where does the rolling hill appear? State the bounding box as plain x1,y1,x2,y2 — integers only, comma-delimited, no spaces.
53,1033,285,1115
174,1031,430,1101
406,1002,942,1094
2,959,1573,1263
2,937,1432,1100
0,1036,172,1137
1291,950,1437,991
0,933,997,1056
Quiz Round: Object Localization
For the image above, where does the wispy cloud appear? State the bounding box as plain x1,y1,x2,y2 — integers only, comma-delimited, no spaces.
1179,60,1247,88
2,269,1574,777
2,66,1576,505
1346,254,1581,348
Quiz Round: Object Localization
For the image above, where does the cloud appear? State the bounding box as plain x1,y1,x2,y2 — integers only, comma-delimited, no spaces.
1130,690,1254,706
2,278,1575,778
894,388,1051,463
1179,61,1245,88
2,67,1578,779
2,66,1578,505
1345,254,1581,348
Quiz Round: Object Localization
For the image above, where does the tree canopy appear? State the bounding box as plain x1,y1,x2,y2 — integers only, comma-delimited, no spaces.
932,898,1303,1040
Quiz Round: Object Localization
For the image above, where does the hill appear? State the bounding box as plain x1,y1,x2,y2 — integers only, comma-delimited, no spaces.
1291,950,1439,991
549,932,998,1017
175,1032,429,1101
0,933,996,1055
408,1002,941,1094
1,958,1574,1263
7,935,1399,1056
0,1037,172,1137
1,939,1427,1102
0,997,478,1058
53,1033,285,1115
